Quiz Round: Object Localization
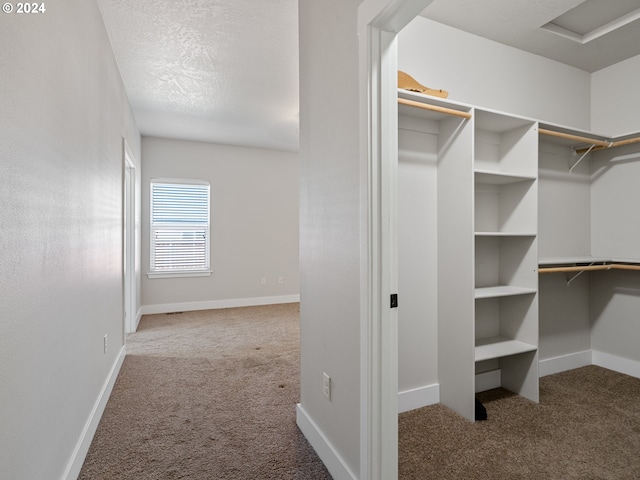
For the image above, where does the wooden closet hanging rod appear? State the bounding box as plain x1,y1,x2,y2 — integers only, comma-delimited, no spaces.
398,98,472,119
609,263,640,271
575,136,640,154
538,263,640,273
538,265,610,273
538,128,611,148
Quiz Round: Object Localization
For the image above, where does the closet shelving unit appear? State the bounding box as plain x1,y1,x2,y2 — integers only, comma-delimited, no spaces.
472,109,539,411
398,85,640,423
537,125,640,277
398,90,539,422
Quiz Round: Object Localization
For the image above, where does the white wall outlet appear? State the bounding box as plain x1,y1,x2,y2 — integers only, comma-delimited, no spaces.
323,372,331,400
278,276,284,284
103,334,108,354
260,277,267,285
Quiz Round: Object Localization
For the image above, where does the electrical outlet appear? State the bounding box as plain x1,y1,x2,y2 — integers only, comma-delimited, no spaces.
278,276,284,284
103,334,108,354
260,277,267,285
323,372,331,400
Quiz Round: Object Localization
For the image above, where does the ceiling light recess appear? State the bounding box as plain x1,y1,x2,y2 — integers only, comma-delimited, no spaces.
542,5,640,44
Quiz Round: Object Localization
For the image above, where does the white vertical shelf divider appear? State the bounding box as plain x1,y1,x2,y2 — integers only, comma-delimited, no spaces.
437,109,476,422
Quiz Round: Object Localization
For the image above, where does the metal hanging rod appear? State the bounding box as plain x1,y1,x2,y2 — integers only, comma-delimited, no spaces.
397,98,472,119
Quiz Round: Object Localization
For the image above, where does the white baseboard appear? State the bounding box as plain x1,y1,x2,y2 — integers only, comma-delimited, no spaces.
62,345,126,480
141,294,301,315
592,350,640,379
539,350,592,377
398,383,439,413
296,404,357,480
397,371,502,413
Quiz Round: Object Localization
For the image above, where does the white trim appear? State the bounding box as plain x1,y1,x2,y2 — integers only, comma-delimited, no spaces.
123,145,138,335
296,404,357,480
357,2,434,478
146,270,212,279
135,307,143,331
62,345,126,480
539,350,593,377
398,383,439,413
475,370,502,393
140,295,300,315
150,176,209,186
592,350,640,379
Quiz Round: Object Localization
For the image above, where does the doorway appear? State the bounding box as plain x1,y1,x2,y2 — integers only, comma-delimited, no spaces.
358,1,433,478
123,142,138,334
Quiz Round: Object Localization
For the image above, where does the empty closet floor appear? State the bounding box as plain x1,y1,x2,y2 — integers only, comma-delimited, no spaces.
399,366,640,479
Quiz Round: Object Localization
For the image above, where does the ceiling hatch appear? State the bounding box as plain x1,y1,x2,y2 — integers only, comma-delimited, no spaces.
541,0,640,43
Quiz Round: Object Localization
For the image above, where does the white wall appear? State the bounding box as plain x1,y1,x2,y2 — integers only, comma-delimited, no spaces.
588,142,640,366
591,53,640,135
538,141,592,259
399,17,592,130
397,118,439,394
537,140,593,365
590,270,640,365
590,144,640,260
141,137,299,311
298,0,362,477
0,1,141,478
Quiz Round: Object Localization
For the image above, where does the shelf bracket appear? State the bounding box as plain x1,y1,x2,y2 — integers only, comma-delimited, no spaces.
565,262,608,285
566,268,586,286
569,144,595,172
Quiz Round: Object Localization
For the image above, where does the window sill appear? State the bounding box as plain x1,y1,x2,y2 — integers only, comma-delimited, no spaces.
147,271,212,279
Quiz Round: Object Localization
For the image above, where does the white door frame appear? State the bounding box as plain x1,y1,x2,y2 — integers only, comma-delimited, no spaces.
123,140,138,334
357,1,433,478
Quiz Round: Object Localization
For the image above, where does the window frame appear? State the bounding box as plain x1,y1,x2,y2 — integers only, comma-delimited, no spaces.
147,177,212,279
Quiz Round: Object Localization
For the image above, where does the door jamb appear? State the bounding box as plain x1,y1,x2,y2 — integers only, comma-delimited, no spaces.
357,1,434,478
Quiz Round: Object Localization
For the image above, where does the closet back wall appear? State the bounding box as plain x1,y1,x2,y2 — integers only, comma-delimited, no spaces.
141,137,300,313
592,53,640,134
398,117,439,403
399,17,591,131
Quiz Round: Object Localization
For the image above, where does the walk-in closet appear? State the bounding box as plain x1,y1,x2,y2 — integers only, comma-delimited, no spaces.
396,14,640,422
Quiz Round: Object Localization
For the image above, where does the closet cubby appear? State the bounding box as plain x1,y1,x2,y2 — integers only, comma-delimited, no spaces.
474,110,538,176
474,176,536,234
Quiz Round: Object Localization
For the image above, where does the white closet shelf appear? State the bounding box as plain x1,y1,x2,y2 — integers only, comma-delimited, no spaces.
397,90,472,121
475,232,537,237
538,256,609,266
474,337,537,362
475,286,536,299
474,170,536,185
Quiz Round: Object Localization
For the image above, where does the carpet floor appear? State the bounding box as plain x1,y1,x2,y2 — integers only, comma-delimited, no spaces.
399,365,640,479
79,303,332,480
80,303,640,479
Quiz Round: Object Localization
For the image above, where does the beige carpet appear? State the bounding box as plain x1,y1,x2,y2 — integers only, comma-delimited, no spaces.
79,303,332,479
81,303,640,479
400,365,640,479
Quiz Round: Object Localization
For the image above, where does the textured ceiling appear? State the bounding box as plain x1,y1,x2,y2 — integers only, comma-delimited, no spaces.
97,0,640,152
97,0,299,151
421,0,640,73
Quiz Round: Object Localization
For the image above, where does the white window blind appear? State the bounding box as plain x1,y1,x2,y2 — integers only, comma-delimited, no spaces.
150,179,210,275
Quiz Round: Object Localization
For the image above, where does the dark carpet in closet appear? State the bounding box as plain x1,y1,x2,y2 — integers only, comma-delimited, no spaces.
399,365,640,479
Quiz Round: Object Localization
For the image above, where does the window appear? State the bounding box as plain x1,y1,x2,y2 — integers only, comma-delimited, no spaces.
149,179,211,277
